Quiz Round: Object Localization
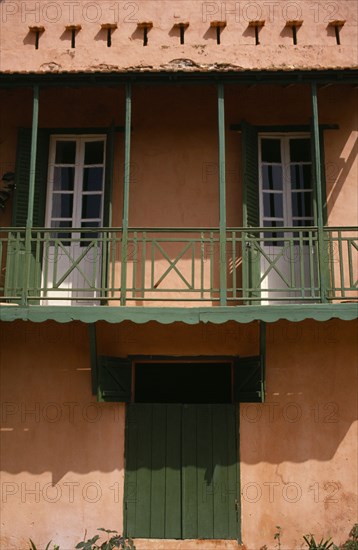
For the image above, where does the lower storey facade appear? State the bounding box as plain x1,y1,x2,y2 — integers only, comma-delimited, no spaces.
0,318,357,549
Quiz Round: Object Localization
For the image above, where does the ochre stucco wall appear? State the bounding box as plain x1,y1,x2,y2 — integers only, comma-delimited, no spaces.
0,318,357,549
0,0,357,73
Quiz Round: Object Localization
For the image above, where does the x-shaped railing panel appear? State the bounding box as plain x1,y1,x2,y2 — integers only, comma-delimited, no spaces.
49,240,100,289
150,240,194,290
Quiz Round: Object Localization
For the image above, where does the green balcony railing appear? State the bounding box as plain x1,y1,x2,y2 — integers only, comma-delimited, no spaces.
0,227,357,306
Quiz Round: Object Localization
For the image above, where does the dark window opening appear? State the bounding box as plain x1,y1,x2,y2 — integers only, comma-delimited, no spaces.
134,362,232,404
35,31,40,49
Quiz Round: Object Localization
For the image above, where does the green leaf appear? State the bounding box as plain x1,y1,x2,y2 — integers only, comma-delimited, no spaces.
75,535,100,550
29,540,37,550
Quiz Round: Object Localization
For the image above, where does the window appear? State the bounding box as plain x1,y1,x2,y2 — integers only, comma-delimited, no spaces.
7,127,113,301
46,136,106,242
259,135,314,235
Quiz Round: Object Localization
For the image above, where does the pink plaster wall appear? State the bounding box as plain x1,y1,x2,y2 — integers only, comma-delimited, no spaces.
0,319,357,549
0,84,356,229
0,83,356,304
0,1,357,74
0,321,125,550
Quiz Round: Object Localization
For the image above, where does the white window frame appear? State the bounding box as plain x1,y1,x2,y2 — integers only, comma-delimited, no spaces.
45,134,107,231
258,132,313,232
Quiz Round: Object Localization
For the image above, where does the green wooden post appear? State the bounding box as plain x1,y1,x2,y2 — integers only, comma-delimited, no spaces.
311,83,327,303
121,83,132,306
88,323,98,395
22,84,39,305
259,321,266,401
217,83,227,305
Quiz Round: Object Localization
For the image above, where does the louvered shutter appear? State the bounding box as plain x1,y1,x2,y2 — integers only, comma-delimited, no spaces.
97,356,132,402
241,120,260,301
12,128,49,227
234,355,265,403
5,128,50,299
242,120,259,228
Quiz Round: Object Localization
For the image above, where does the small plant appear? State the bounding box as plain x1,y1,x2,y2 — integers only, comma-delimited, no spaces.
274,526,282,550
75,528,135,550
340,524,358,550
29,541,59,550
303,534,334,549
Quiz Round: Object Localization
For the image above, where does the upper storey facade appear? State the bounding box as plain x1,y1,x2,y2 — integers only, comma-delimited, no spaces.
0,0,357,74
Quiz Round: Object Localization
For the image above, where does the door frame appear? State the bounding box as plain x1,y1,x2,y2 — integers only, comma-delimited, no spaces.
258,132,316,302
43,134,107,304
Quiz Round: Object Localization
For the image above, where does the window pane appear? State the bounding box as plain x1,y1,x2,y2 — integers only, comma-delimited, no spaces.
263,192,283,218
292,219,313,240
84,141,104,165
292,191,313,218
83,167,104,191
293,219,313,227
82,195,102,219
80,221,100,246
53,167,75,191
289,138,311,162
262,165,283,190
261,139,281,163
55,141,76,164
51,220,71,229
291,164,312,190
50,220,72,244
263,220,284,246
51,194,73,219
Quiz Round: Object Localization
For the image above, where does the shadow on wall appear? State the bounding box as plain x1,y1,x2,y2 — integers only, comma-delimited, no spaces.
326,132,358,215
0,319,357,483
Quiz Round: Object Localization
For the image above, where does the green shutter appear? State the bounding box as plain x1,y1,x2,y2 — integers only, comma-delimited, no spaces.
241,120,260,301
97,356,132,402
242,120,259,228
12,128,49,227
234,355,265,403
5,128,49,300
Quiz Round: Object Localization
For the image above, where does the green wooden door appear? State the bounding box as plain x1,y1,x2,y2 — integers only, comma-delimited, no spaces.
124,404,239,540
